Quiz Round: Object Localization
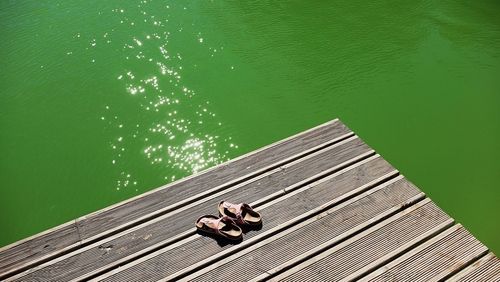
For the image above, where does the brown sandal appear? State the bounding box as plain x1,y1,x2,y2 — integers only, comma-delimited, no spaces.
218,201,262,226
195,215,242,240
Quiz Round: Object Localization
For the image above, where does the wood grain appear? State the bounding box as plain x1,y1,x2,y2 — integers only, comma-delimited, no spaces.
274,201,452,282
188,177,424,282
365,226,488,282
0,221,80,280
95,156,396,282
448,252,500,282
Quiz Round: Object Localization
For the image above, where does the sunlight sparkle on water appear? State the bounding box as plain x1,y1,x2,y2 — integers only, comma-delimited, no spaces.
101,2,239,192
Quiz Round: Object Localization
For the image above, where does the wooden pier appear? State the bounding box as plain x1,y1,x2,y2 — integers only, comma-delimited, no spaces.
1,119,498,281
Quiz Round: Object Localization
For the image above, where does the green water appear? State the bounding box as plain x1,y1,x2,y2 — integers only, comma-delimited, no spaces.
1,1,499,253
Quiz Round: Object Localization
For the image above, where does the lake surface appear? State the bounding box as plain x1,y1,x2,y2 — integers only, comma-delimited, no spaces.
1,1,499,253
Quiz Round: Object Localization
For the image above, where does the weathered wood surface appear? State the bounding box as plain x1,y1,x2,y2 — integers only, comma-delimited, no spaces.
0,119,350,279
2,119,498,282
358,225,488,282
184,176,424,282
268,200,452,282
448,252,500,282
0,222,80,280
99,156,398,282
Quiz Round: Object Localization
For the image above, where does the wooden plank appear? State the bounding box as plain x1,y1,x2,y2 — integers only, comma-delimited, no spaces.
447,252,500,282
0,221,80,280
267,200,452,282
0,119,350,279
9,135,371,281
77,120,352,242
360,225,488,282
92,156,398,282
182,176,426,282
352,225,464,282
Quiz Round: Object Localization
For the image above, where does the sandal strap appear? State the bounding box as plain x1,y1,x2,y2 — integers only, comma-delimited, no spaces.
222,202,249,224
199,217,222,234
222,202,243,212
199,216,236,235
220,216,236,225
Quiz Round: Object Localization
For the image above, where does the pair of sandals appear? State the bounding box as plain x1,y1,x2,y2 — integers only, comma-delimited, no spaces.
195,201,262,241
